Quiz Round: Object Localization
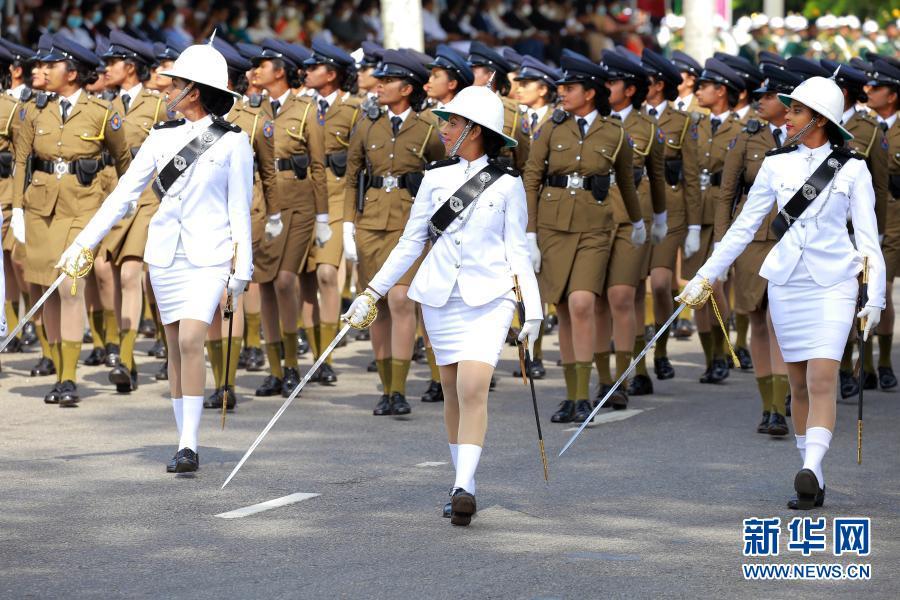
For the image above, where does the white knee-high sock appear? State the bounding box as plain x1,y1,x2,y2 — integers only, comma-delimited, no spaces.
172,397,184,438
795,434,806,462
453,444,482,494
178,395,204,452
449,443,459,468
802,427,832,488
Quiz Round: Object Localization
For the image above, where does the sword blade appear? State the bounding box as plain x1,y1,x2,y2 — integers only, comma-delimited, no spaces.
558,303,687,457
0,272,66,353
221,322,353,489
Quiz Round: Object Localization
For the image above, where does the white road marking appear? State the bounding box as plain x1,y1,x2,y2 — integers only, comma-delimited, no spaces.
562,408,647,432
215,493,320,519
416,461,448,467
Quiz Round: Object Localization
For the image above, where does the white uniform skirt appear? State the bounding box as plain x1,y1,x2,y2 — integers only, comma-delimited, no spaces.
149,252,230,326
421,288,516,367
768,259,858,362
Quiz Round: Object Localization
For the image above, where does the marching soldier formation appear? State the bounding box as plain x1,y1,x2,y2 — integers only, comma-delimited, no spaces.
0,28,896,516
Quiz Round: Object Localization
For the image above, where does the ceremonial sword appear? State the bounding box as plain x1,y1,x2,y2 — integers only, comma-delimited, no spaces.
857,256,869,465
513,276,549,483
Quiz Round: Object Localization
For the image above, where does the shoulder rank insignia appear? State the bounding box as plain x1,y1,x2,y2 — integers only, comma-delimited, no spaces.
153,118,186,130
744,119,762,134
248,93,262,108
765,144,798,157
263,120,274,138
551,108,567,124
425,156,461,170
109,112,122,131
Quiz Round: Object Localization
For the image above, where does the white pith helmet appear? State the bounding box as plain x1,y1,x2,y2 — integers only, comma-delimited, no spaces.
160,41,241,99
778,76,853,141
432,86,518,148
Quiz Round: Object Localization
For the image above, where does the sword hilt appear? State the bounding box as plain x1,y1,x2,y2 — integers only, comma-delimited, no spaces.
61,247,94,295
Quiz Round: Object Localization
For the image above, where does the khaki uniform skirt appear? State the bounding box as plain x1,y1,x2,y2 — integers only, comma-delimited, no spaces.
537,227,612,304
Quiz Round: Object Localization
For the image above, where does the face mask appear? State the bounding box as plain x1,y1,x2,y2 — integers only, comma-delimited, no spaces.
132,13,144,27
154,12,165,26
313,12,324,23
236,17,248,29
116,15,127,27
92,11,102,24
67,16,83,29
284,7,297,19
174,14,185,27
520,4,532,16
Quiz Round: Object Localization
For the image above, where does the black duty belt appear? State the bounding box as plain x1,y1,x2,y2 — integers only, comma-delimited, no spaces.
544,173,605,191
102,150,115,167
369,173,414,191
275,158,295,171
33,157,85,176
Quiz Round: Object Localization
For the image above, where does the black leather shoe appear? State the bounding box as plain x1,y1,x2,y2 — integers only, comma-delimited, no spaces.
413,336,426,363
450,488,477,526
766,412,789,436
139,318,157,337
627,373,653,396
204,387,237,410
785,394,791,417
256,375,283,397
791,468,824,510
711,358,729,381
31,356,57,377
443,501,452,518
756,411,771,434
594,384,614,408
839,370,859,398
878,366,898,390
237,346,250,369
245,347,266,371
108,364,137,393
551,400,576,423
528,358,546,379
862,370,877,390
1,336,22,353
788,485,825,509
609,388,629,410
735,347,753,370
318,362,337,385
367,359,378,372
573,399,593,423
21,322,37,346
155,360,168,381
43,382,62,404
297,332,309,356
391,392,411,415
58,380,80,407
174,448,199,473
673,318,693,339
373,394,392,415
148,339,166,359
281,367,300,397
421,380,443,402
83,330,93,344
104,343,121,368
83,346,107,366
166,454,177,473
653,356,675,380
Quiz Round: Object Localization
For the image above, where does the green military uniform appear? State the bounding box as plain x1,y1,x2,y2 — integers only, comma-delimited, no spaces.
254,93,327,283
97,87,165,263
343,108,444,292
524,110,642,303
606,108,667,288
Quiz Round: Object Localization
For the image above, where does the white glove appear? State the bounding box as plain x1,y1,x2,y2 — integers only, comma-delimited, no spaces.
517,318,542,357
227,277,249,299
55,241,85,270
526,232,541,273
684,227,701,259
124,199,138,218
650,211,668,245
315,216,332,247
264,212,283,241
10,207,24,244
342,221,358,262
342,288,380,325
630,220,647,246
675,275,708,306
857,305,881,341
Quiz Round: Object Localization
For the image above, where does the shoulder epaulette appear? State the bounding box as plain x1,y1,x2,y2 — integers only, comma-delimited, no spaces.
832,145,864,160
489,159,519,177
100,89,117,102
690,111,704,124
153,118,185,129
90,95,114,109
743,119,763,134
248,93,262,108
551,108,568,124
425,156,461,170
341,95,361,108
35,92,50,109
215,117,242,132
765,144,799,157
19,87,33,102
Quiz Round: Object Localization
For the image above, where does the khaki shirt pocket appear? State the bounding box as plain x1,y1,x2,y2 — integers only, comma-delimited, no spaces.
24,173,56,217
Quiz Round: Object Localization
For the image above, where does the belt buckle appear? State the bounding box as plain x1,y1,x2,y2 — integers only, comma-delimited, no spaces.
567,173,583,189
53,158,67,179
383,174,398,193
699,171,710,191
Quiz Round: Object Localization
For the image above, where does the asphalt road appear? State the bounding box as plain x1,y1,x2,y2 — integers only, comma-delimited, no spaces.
2,306,899,599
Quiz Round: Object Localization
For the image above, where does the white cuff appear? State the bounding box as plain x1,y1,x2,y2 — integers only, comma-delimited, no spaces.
632,220,645,229
267,212,281,221
526,232,537,241
652,211,667,226
315,213,329,223
687,224,701,232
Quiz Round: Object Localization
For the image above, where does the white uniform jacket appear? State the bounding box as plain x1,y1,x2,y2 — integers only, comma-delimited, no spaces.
76,115,254,281
698,143,886,309
368,155,543,321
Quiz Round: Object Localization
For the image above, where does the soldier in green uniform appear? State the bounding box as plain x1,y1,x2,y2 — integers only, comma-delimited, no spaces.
344,49,445,416
636,49,701,383
716,64,803,437
523,51,643,423
592,49,666,404
12,35,130,406
681,58,745,384
250,39,330,399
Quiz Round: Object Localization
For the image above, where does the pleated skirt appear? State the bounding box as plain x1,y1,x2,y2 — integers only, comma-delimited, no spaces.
768,259,858,362
422,288,516,367
149,252,230,326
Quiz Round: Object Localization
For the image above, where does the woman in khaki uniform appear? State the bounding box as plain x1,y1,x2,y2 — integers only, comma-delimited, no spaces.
593,49,666,407
523,51,644,425
250,40,330,399
12,35,130,406
344,49,445,416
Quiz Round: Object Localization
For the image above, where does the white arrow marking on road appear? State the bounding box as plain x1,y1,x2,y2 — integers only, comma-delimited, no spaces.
562,408,646,432
416,461,448,467
215,493,320,519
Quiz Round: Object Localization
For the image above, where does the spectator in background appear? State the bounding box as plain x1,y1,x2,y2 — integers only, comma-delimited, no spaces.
143,3,169,43
225,7,252,43
123,4,150,40
246,10,277,43
274,1,303,41
422,0,448,44
163,4,193,48
326,0,370,48
59,5,96,50
359,0,383,44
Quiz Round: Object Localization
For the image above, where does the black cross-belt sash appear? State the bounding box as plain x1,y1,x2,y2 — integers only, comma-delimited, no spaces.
152,119,231,200
427,163,505,243
770,149,852,240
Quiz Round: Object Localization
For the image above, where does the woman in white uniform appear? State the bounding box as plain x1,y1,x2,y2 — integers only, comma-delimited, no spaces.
679,77,885,510
57,43,253,474
344,86,542,526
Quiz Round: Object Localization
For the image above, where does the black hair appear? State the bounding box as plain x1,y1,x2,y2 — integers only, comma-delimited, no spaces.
824,119,846,148
323,63,359,95
197,82,235,116
0,66,10,89
652,75,680,102
64,58,98,87
725,85,740,108
443,68,470,96
628,77,649,109
495,72,511,97
530,79,557,104
271,57,303,89
583,81,611,116
481,126,505,158
227,67,249,96
123,57,151,83
844,84,868,105
403,78,428,112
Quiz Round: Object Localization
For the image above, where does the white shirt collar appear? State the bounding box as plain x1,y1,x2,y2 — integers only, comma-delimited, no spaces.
317,90,338,108
676,93,693,110
573,109,598,129
712,110,730,122
798,142,832,156
879,113,897,129
388,107,412,124
60,89,82,111
7,83,24,99
610,104,632,122
842,107,857,124
121,82,142,101
647,100,667,118
530,105,549,121
735,105,751,120
769,122,787,139
459,154,489,172
274,89,291,107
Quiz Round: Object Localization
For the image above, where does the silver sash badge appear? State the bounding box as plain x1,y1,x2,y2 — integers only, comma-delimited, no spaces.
449,196,464,212
173,155,187,171
802,184,817,200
